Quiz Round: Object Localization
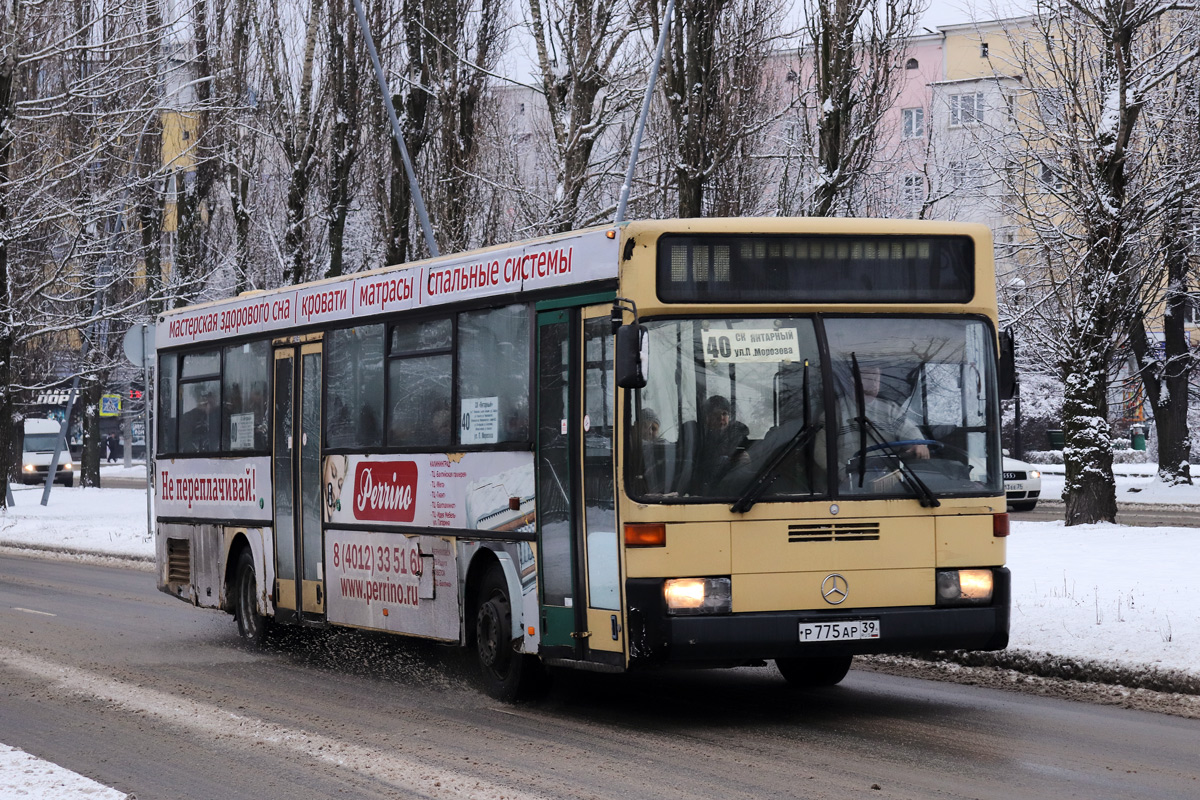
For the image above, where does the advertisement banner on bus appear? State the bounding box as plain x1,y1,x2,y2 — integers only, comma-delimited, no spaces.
155,457,272,521
321,452,535,532
324,531,458,639
157,230,618,349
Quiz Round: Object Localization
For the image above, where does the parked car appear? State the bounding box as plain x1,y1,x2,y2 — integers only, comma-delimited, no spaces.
20,418,74,487
1003,455,1041,512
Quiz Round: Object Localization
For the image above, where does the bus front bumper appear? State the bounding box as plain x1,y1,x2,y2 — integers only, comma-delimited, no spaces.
626,567,1010,664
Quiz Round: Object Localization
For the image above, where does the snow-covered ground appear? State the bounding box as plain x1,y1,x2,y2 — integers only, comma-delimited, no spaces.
2,463,1198,797
0,744,126,799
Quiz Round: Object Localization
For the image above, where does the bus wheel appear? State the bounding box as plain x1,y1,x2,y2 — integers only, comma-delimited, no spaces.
234,549,269,647
775,655,852,688
474,564,542,702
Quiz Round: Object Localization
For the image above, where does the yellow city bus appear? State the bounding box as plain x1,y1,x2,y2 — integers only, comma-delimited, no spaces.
154,218,1012,700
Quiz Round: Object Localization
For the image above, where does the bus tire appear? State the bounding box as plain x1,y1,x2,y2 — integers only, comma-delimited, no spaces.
234,549,269,647
775,655,852,688
474,563,543,702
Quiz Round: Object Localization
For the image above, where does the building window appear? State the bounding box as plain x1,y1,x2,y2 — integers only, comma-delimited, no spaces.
1186,292,1200,325
906,58,919,70
980,42,989,57
902,107,924,139
949,92,985,127
901,172,925,207
1038,160,1063,192
949,160,983,191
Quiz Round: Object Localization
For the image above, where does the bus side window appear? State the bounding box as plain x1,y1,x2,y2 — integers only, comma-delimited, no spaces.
388,318,452,449
457,304,531,446
158,353,178,453
178,350,221,453
326,325,385,449
222,340,270,451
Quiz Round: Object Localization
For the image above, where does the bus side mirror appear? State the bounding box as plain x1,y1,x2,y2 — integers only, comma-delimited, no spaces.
616,324,649,389
998,329,1016,401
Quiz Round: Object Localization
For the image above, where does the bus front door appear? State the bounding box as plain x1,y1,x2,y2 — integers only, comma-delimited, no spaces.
272,340,325,623
536,303,624,669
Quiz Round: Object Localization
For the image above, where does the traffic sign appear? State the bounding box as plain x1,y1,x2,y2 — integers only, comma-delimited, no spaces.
123,323,156,366
100,394,122,416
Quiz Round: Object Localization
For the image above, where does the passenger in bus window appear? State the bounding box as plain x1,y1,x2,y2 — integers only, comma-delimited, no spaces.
250,384,269,450
638,408,661,443
431,399,452,443
502,396,530,442
183,386,219,452
637,408,665,494
693,395,749,493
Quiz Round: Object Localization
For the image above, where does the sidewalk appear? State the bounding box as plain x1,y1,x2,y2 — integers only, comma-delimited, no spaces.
1034,462,1200,508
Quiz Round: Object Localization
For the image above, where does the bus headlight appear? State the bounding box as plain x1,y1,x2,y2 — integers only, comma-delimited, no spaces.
664,577,731,615
936,569,994,605
23,464,34,472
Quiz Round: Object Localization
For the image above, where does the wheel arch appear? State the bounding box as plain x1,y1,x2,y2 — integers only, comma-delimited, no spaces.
223,529,270,618
463,547,524,647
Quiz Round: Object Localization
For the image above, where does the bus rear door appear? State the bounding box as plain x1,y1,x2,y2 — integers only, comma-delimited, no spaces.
272,337,325,624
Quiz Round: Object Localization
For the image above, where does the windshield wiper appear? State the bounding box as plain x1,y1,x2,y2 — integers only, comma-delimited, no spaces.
730,422,822,513
850,354,940,508
731,361,821,513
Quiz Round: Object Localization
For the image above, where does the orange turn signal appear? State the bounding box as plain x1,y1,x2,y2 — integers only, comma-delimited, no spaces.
993,513,1010,538
625,523,666,547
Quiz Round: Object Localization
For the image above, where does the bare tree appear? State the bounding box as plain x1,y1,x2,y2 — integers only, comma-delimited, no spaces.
646,0,791,218
0,0,177,497
781,0,921,217
525,0,643,231
256,0,328,284
324,0,366,277
370,0,436,266
423,0,506,251
991,2,1200,524
1126,44,1200,486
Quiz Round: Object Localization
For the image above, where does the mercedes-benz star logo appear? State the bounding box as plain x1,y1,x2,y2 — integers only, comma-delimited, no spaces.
821,573,849,605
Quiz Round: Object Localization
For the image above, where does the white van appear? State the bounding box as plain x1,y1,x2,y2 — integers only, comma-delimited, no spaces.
20,418,74,487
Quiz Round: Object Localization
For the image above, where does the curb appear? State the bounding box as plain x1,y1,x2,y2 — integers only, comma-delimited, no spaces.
1032,499,1200,514
902,649,1200,696
0,541,154,566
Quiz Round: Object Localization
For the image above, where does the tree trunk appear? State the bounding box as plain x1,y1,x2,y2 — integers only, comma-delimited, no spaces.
1061,355,1117,524
81,379,103,488
1129,206,1194,486
0,311,13,509
0,61,14,507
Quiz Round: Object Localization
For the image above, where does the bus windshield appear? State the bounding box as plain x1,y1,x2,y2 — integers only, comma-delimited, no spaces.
628,316,1001,504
